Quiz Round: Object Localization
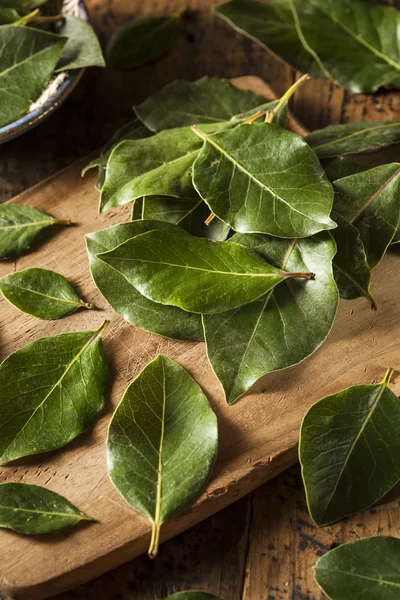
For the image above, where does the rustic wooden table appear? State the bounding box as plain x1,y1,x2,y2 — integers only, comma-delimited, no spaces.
1,1,399,598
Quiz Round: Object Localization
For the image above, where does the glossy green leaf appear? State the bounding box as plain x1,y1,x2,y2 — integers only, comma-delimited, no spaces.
165,594,220,600
134,76,267,132
86,221,203,341
106,14,179,69
307,121,400,159
141,195,230,241
314,536,400,600
0,25,66,126
55,15,105,71
99,228,314,314
192,122,335,238
0,204,70,260
0,482,90,534
107,355,218,557
321,157,367,183
203,231,338,404
330,213,375,309
300,369,400,526
334,163,400,268
0,267,90,319
0,322,109,463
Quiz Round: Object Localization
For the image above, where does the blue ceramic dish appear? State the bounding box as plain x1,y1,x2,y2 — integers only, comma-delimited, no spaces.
0,1,88,145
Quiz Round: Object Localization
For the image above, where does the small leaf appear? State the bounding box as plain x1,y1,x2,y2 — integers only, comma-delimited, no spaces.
55,15,105,71
314,536,400,600
134,76,267,132
106,14,179,69
191,122,335,238
0,482,90,534
99,228,314,315
203,231,338,404
0,322,109,463
0,25,66,126
300,368,400,526
307,121,400,158
165,594,221,600
0,267,90,319
107,355,218,558
0,204,70,260
86,221,203,341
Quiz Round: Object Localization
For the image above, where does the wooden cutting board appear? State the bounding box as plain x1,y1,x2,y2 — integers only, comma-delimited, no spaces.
0,76,400,600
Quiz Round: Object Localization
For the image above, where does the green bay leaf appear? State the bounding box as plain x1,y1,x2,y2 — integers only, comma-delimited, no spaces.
86,221,203,341
98,228,315,314
166,594,220,600
0,7,20,23
314,536,400,600
107,355,218,558
0,25,66,126
300,369,400,526
55,15,105,71
321,157,367,183
192,122,335,238
0,204,70,259
203,231,338,404
0,322,109,463
0,482,90,534
0,267,90,319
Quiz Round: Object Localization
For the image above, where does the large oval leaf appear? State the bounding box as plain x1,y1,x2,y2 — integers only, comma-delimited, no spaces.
0,322,109,463
0,204,70,259
0,25,66,126
203,231,338,404
314,536,400,600
300,369,400,526
0,482,90,534
107,355,218,558
191,122,335,238
98,228,314,314
86,221,203,341
0,267,90,319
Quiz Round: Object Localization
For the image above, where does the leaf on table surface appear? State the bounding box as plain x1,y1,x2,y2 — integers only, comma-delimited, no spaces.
107,355,218,558
0,482,90,534
192,122,335,238
0,267,91,319
300,368,400,526
141,195,230,241
55,15,105,71
0,322,109,463
86,221,203,341
0,25,66,127
307,121,400,158
314,536,400,600
334,163,400,268
99,228,314,315
106,13,179,69
0,204,70,259
203,231,337,404
320,157,367,183
134,76,267,132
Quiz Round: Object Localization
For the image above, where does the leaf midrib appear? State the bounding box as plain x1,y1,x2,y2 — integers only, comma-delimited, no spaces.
310,122,400,152
0,280,83,307
0,503,81,519
0,39,61,79
154,359,166,529
0,218,54,231
315,566,400,588
349,166,400,223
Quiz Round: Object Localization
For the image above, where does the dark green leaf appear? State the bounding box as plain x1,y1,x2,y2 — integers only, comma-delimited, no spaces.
321,157,367,183
106,14,179,69
0,204,70,260
0,25,66,126
192,122,335,238
300,369,400,526
203,231,338,404
334,163,400,268
134,76,267,132
86,221,203,341
0,267,91,319
55,15,105,71
0,322,109,463
131,198,144,220
0,0,47,11
314,536,400,600
307,121,400,158
0,482,90,534
141,195,230,241
0,7,20,23
107,355,218,558
99,228,314,314
165,594,220,600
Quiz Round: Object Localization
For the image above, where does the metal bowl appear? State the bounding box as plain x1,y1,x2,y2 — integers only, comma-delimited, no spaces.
0,0,88,144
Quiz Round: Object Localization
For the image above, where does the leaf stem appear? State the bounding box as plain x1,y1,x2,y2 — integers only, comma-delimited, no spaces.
268,73,310,123
204,212,216,226
241,109,265,125
284,271,315,280
94,319,109,335
33,13,64,24
382,367,395,387
52,218,71,226
15,8,40,25
148,521,161,559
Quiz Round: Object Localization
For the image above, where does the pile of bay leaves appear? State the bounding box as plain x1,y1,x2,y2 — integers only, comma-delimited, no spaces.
0,0,105,127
